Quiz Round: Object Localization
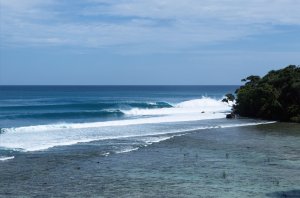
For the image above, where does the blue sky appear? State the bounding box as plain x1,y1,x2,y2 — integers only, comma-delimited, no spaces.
0,0,299,85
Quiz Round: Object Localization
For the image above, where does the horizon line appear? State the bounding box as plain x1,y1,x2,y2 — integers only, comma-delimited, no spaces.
0,84,241,86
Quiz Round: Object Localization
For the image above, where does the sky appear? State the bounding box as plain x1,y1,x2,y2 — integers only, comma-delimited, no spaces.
0,0,299,85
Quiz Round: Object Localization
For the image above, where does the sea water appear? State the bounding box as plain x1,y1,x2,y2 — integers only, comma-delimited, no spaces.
1,86,299,197
0,85,242,154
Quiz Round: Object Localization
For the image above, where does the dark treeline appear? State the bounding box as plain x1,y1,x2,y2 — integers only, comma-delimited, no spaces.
228,65,300,122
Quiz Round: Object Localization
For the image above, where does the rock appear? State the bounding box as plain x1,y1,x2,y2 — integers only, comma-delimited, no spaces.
226,113,236,119
222,98,228,103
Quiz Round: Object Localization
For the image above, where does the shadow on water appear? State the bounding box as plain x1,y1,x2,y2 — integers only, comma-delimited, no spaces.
266,190,300,198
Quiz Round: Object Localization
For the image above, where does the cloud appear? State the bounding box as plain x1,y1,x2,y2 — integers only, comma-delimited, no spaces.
0,0,299,52
90,0,300,24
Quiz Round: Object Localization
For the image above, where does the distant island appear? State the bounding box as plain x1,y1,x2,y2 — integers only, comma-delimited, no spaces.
225,65,300,123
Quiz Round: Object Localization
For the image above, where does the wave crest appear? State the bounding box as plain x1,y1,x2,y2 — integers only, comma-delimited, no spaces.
0,97,239,152
123,97,230,116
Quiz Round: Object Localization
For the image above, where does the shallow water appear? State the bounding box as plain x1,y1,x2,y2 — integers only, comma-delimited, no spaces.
1,122,299,197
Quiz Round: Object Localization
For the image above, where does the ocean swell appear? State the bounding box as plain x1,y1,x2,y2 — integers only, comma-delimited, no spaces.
1,97,230,133
0,101,173,111
0,97,249,152
0,110,124,120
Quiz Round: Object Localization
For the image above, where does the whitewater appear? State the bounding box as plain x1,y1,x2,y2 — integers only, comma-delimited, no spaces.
0,97,274,152
1,98,230,133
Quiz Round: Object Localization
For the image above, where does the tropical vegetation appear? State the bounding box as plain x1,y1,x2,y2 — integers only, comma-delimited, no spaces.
227,65,300,122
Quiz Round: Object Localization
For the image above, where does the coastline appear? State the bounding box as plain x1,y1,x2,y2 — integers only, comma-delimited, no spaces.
1,122,299,197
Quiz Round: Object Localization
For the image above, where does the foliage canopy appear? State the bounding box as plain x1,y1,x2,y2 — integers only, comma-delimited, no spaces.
233,65,300,122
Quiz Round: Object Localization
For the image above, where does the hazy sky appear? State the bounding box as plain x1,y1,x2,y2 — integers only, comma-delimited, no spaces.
0,0,299,85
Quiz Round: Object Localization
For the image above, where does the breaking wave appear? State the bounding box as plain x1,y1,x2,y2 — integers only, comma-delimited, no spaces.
0,156,15,161
123,97,230,116
0,97,274,153
1,97,230,133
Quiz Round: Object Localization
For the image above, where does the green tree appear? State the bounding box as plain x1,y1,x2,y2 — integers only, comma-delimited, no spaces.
234,65,300,122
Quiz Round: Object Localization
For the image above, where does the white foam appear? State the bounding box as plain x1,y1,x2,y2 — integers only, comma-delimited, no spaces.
1,97,231,134
142,136,176,144
102,152,110,157
220,122,276,128
0,121,275,152
123,97,230,116
0,112,225,134
115,147,139,154
0,97,275,152
0,156,15,161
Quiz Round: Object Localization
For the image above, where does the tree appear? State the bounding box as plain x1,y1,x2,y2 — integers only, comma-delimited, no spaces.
233,65,300,122
222,93,235,103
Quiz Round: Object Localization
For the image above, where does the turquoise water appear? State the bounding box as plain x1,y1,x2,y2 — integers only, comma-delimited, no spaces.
0,86,299,197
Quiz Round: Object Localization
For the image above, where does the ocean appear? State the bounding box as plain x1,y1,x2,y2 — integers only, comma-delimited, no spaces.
0,85,241,154
1,86,299,197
